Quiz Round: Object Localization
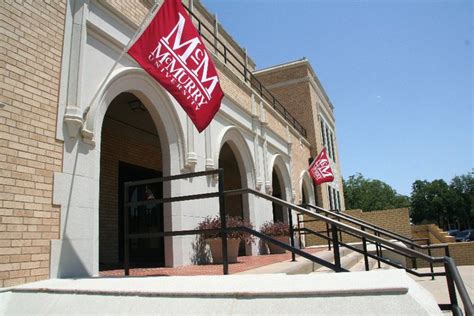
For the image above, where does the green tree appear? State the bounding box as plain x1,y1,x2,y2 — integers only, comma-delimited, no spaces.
410,173,474,229
450,173,473,229
343,173,410,211
410,178,461,229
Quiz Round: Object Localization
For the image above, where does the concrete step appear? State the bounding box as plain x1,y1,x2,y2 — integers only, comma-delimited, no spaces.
0,270,442,315
237,246,353,275
350,255,378,272
311,249,363,273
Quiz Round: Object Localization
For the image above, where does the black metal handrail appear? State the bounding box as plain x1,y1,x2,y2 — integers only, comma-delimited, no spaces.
300,203,439,251
298,203,449,278
182,4,308,138
444,257,474,316
225,188,472,315
123,170,472,315
225,188,444,262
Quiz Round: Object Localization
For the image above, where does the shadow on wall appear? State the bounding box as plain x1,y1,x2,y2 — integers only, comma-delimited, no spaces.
55,237,90,278
190,236,212,264
259,239,269,255
52,137,93,278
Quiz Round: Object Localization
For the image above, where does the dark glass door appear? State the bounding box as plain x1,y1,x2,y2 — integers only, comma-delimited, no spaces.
119,162,164,267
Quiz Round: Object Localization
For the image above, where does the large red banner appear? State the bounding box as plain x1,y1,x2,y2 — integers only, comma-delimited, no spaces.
128,0,224,132
309,148,334,185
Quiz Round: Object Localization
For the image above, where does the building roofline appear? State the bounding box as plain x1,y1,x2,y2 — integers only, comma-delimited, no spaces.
254,58,334,110
253,58,308,74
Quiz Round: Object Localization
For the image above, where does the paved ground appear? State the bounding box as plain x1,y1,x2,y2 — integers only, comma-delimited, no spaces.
96,248,474,314
100,248,322,277
409,265,474,314
3,270,441,315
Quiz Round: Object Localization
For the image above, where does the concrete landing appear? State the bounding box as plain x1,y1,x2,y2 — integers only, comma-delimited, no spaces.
0,270,442,315
409,265,474,314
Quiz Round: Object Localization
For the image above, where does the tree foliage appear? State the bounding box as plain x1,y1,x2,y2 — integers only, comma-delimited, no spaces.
410,173,473,229
343,173,410,211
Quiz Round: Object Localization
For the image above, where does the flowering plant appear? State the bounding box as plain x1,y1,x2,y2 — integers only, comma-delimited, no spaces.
260,221,290,236
197,215,254,244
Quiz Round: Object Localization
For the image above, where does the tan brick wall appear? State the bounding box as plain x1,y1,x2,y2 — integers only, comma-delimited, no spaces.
256,65,309,87
411,224,455,244
447,242,474,266
254,62,345,211
291,140,310,204
99,113,162,264
269,82,317,149
0,0,66,287
255,65,318,154
104,0,149,26
411,242,474,268
0,0,319,286
409,224,471,268
304,208,411,246
216,65,252,114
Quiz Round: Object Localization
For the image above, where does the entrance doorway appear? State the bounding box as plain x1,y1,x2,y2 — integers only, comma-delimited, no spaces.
218,142,247,255
99,92,164,270
272,169,284,222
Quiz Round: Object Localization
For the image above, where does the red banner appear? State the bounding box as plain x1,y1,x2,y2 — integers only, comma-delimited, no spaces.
127,0,224,132
309,148,334,185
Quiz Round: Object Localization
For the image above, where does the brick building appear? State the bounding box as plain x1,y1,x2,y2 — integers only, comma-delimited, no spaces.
0,0,344,287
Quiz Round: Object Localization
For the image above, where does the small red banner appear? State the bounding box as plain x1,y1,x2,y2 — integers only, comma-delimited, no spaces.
309,148,334,185
128,0,224,132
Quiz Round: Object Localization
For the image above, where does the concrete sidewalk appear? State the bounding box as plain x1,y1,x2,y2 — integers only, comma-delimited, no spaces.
0,270,442,315
409,265,474,314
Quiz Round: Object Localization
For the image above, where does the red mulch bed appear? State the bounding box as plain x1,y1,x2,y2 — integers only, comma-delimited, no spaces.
100,248,322,277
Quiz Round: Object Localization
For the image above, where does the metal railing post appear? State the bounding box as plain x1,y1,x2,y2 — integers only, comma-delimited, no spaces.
218,168,228,275
326,222,331,250
375,232,381,268
331,224,342,272
444,260,459,314
297,214,303,249
410,243,418,270
337,215,343,243
361,226,369,271
427,240,434,280
124,184,130,276
288,208,296,262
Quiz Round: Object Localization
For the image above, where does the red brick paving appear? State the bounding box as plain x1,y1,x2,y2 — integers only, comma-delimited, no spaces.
100,248,323,277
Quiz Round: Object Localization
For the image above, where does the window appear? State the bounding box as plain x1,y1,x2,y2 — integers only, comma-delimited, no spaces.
328,187,333,210
336,190,341,211
320,120,326,147
329,131,336,163
325,126,331,159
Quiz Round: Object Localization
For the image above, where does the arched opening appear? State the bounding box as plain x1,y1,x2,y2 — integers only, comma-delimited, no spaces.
300,172,315,207
270,155,292,225
219,143,243,219
302,183,308,205
218,142,247,255
99,92,164,270
272,168,284,222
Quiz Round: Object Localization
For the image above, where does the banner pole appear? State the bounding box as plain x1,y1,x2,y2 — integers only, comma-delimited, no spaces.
83,0,162,117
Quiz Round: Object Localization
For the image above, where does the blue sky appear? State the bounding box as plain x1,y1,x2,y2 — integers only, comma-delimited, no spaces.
202,0,473,196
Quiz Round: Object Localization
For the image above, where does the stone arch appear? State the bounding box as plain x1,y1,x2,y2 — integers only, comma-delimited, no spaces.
82,67,186,174
84,67,186,268
269,154,292,223
215,126,256,255
299,170,316,205
214,126,256,189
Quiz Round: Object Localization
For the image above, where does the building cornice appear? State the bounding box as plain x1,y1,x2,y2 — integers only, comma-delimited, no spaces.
254,58,335,113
